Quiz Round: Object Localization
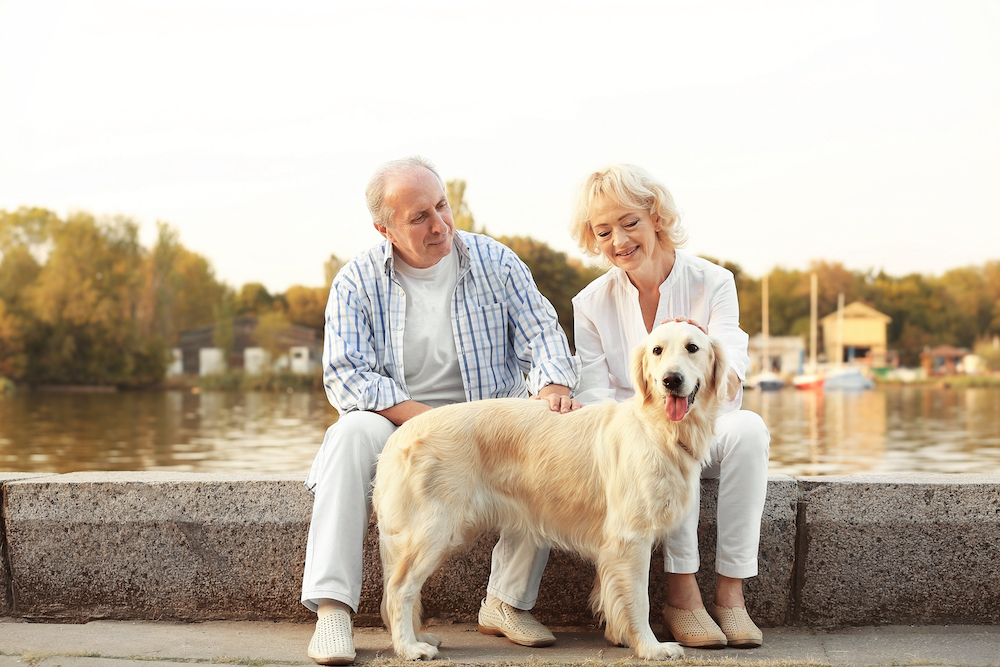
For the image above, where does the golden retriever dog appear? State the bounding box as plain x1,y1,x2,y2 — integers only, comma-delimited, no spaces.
372,321,730,661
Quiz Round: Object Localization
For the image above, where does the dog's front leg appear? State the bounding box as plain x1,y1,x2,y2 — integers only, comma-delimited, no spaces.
596,540,684,660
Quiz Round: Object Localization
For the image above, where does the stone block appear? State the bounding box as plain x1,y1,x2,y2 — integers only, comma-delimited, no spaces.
795,473,1000,627
353,476,798,628
4,472,314,622
1,473,55,617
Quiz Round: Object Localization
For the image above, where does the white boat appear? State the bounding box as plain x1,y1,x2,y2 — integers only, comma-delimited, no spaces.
823,367,875,391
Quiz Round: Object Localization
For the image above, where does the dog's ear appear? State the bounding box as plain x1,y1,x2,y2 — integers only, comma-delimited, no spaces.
629,341,654,405
709,337,731,404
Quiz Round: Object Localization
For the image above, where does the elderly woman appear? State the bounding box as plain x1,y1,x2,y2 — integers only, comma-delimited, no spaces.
569,164,769,649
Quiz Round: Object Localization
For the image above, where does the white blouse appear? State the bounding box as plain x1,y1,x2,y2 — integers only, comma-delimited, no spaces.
572,249,750,410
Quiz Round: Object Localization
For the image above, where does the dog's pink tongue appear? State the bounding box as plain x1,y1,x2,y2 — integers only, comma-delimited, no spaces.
665,395,687,421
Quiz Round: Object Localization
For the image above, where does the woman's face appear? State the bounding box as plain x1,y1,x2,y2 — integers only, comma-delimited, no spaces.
589,195,664,271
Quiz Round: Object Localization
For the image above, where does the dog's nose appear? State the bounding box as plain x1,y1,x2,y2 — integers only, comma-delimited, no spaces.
663,373,683,391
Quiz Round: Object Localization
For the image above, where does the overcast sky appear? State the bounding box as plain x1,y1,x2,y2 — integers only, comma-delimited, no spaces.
2,0,998,293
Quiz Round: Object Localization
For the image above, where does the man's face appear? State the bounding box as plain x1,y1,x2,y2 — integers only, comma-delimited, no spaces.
376,167,455,269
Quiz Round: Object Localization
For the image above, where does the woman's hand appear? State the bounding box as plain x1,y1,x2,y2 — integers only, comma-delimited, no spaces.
661,316,708,334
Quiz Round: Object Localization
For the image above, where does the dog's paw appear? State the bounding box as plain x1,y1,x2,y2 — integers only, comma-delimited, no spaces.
396,641,439,661
635,641,684,660
416,632,442,647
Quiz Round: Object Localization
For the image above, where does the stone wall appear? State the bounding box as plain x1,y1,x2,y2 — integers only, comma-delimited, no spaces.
2,471,998,628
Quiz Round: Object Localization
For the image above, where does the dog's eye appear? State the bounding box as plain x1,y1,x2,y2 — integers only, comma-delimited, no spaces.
652,346,662,356
685,343,699,354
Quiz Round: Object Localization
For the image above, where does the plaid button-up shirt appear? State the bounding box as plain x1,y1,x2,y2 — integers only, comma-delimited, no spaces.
322,231,580,414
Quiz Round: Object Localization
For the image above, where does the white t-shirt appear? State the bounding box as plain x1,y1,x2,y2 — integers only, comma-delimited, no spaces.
393,246,467,408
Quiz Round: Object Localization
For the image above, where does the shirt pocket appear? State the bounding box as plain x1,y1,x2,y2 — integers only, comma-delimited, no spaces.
461,302,509,396
476,302,508,366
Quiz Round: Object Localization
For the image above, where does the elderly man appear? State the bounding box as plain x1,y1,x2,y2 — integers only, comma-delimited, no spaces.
302,156,581,665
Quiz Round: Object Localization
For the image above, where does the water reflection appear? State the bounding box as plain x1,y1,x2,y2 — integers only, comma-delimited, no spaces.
2,387,1000,476
743,386,1000,476
0,391,338,475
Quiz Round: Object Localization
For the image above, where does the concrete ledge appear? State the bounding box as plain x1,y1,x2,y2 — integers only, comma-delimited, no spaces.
796,473,1000,627
1,473,55,617
3,472,314,622
2,472,999,627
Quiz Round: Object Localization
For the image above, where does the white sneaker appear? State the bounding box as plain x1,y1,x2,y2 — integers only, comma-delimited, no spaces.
308,608,356,665
477,597,556,647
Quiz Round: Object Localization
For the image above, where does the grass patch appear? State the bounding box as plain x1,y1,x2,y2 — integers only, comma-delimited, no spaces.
161,370,324,393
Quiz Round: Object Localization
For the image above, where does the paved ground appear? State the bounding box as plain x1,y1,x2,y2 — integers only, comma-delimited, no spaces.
2,619,999,667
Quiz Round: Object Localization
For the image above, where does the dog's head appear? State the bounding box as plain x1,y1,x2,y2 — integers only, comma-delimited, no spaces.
628,321,730,421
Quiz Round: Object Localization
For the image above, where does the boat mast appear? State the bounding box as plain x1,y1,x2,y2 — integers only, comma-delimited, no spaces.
810,272,818,374
836,292,845,369
762,273,770,374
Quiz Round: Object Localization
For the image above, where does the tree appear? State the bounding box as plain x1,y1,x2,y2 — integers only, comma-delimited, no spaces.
253,310,292,362
324,254,344,287
0,298,26,379
283,285,327,330
235,282,273,316
446,179,479,232
25,212,154,384
495,235,604,350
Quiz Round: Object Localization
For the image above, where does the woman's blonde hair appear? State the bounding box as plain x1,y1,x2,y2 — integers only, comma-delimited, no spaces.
569,164,686,259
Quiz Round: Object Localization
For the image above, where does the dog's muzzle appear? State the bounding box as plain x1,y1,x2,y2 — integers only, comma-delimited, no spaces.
663,378,700,422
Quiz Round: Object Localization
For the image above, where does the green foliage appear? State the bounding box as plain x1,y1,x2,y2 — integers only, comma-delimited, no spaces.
281,285,327,329
253,310,292,360
235,282,273,316
974,336,1000,371
0,208,228,386
446,179,479,232
495,235,604,351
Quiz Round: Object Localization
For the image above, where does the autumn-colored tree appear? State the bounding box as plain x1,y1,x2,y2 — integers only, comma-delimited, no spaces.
446,179,479,232
24,212,157,384
0,209,230,385
283,285,327,330
495,235,604,350
235,282,274,316
0,298,25,378
253,310,292,361
324,254,345,286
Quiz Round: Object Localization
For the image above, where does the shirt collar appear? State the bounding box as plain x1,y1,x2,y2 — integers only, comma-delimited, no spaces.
380,231,470,277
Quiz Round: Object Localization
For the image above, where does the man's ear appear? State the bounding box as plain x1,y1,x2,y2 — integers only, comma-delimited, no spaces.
374,222,390,240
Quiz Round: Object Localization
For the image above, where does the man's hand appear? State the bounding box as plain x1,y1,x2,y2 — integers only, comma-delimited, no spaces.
534,384,581,413
377,400,434,426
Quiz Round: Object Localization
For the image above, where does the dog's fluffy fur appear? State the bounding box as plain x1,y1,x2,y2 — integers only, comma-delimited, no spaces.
372,321,730,660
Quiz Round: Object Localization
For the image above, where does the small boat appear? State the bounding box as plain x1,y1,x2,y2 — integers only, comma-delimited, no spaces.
750,371,785,391
792,373,825,390
823,367,875,391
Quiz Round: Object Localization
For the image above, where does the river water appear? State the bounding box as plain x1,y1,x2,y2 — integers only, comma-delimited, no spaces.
1,387,999,477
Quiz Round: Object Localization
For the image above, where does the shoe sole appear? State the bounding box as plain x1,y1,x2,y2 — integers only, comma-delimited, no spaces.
308,652,356,665
478,624,556,647
726,639,763,649
672,638,728,649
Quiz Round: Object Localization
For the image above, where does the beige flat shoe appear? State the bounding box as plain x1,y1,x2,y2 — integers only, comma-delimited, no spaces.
707,602,763,648
478,597,556,647
307,608,356,665
662,605,727,648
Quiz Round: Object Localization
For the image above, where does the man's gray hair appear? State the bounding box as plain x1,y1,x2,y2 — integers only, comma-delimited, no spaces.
365,156,445,229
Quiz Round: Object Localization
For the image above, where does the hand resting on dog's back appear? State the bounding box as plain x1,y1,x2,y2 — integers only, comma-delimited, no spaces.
373,321,730,661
